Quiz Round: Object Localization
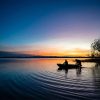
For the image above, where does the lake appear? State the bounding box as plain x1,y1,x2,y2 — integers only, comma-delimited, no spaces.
0,58,100,100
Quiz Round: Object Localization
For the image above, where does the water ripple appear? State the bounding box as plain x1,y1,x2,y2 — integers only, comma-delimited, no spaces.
0,59,100,100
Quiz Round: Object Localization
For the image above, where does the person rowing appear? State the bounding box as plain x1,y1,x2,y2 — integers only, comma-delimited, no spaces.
63,59,68,66
75,59,82,67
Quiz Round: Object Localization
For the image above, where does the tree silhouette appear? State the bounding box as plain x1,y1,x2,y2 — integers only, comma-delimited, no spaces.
91,39,100,57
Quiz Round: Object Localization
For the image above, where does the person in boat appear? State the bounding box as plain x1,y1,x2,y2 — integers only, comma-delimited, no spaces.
75,59,82,67
63,60,68,66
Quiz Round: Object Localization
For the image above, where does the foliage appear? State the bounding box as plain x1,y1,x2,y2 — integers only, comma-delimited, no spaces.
91,39,100,57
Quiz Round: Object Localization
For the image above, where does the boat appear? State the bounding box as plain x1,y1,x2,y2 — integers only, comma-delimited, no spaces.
57,63,81,69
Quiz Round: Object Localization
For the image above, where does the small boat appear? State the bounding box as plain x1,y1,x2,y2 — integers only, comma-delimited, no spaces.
57,64,81,69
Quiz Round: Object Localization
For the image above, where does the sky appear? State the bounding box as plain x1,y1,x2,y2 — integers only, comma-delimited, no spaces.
0,0,100,56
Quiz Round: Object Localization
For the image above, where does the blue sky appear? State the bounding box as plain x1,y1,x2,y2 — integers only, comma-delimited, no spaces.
0,0,100,55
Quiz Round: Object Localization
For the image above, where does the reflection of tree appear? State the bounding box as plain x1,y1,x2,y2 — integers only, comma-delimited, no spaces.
92,63,100,98
95,62,100,68
93,63,100,78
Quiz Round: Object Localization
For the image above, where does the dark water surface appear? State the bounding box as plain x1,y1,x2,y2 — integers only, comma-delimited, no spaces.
0,58,100,100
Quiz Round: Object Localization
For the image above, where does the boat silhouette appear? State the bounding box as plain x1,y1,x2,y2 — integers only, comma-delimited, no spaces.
57,63,81,69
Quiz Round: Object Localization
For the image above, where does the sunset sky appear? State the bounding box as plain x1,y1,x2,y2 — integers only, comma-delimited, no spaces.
0,0,100,56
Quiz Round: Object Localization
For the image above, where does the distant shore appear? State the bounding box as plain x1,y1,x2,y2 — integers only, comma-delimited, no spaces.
0,56,100,63
81,58,100,62
0,56,100,59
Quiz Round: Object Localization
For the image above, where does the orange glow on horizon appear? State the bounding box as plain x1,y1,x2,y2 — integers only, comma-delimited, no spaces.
21,48,90,57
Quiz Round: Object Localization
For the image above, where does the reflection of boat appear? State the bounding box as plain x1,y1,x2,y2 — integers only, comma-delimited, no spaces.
57,64,81,69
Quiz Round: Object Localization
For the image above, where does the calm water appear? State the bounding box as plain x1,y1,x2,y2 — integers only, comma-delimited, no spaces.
0,58,100,100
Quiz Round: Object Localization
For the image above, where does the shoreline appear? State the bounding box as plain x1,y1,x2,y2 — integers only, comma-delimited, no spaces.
0,56,100,58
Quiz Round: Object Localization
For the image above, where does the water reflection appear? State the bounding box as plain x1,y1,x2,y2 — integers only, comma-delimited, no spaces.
0,58,100,100
92,63,100,99
76,68,82,76
57,66,82,77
